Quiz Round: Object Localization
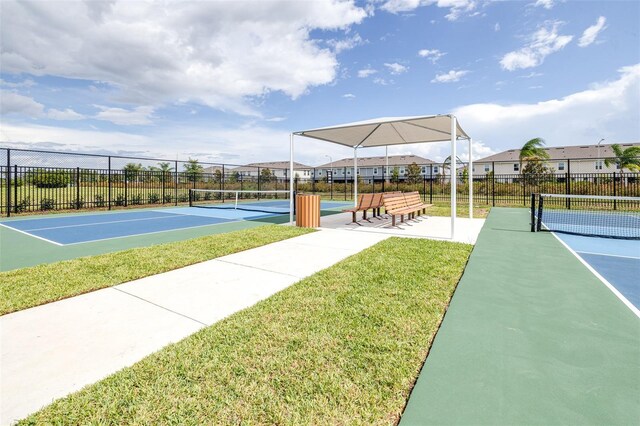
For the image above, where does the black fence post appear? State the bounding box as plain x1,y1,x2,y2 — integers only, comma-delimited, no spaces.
492,162,495,207
530,193,536,232
221,164,225,203
613,171,617,210
76,167,80,209
6,149,11,217
161,171,166,204
13,165,18,214
423,177,426,202
257,167,261,197
174,161,178,206
344,167,347,201
108,156,112,210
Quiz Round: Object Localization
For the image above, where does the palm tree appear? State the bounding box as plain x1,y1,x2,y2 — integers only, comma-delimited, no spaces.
604,144,640,172
519,137,549,173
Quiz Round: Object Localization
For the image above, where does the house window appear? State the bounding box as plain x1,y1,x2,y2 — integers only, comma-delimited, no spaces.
374,168,378,174
595,161,603,170
400,168,405,175
421,166,426,174
347,170,351,175
484,164,490,172
513,163,519,172
433,166,439,173
558,162,565,171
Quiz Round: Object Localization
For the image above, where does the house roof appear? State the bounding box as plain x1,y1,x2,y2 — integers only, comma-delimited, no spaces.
475,143,640,163
317,154,434,168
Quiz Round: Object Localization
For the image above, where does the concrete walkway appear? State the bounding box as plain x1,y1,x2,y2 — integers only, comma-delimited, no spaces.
1,229,389,425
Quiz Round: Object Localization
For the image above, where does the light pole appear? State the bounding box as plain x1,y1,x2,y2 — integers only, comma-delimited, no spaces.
597,138,605,172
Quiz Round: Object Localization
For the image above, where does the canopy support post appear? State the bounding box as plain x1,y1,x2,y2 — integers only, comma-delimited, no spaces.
289,133,294,225
353,147,358,207
451,116,457,239
469,137,473,219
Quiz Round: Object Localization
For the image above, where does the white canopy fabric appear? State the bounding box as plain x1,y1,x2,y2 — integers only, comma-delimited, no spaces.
289,114,473,239
294,115,470,148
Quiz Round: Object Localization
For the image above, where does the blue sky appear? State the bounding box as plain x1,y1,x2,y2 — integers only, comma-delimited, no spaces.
1,0,639,166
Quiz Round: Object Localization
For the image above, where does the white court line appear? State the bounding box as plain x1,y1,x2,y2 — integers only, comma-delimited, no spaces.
0,222,63,246
552,233,640,318
16,212,178,232
575,251,640,260
59,218,240,246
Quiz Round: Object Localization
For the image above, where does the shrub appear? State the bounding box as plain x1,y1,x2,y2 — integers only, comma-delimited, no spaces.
203,191,213,201
114,194,126,206
177,193,189,203
130,194,143,205
163,194,173,204
40,198,55,210
148,193,160,204
94,194,106,207
70,198,85,209
14,197,30,213
31,171,71,188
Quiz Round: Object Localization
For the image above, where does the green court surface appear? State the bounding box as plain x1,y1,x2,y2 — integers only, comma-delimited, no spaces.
401,208,639,425
0,207,289,272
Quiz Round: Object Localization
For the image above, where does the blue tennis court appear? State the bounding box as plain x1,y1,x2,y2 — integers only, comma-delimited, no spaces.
555,233,640,312
0,199,352,246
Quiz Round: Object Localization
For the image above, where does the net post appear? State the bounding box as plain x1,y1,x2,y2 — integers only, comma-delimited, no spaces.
536,194,543,232
293,190,296,216
530,193,536,232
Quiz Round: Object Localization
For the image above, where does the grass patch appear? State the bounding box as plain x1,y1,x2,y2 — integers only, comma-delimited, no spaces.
427,202,490,218
21,237,472,425
0,225,313,315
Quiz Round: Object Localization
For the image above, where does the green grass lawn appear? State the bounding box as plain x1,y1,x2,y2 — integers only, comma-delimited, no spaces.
0,225,313,315
20,237,472,425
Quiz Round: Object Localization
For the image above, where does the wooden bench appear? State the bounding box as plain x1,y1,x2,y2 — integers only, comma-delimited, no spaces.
343,193,385,224
382,191,433,226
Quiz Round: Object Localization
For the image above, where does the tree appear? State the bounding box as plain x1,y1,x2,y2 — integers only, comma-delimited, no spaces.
183,158,203,183
461,167,468,184
390,167,400,184
157,162,173,182
260,168,273,183
519,137,549,173
214,169,223,184
604,144,640,174
123,163,143,182
522,159,552,185
406,162,422,184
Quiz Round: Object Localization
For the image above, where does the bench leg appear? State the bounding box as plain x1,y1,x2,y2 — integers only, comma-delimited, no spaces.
352,212,356,223
400,214,404,223
392,215,396,226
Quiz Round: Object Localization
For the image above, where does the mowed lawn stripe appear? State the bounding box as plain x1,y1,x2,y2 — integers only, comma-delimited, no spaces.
20,237,472,425
0,225,313,315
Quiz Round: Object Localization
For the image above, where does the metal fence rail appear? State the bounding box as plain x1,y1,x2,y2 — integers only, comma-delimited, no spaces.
1,147,638,216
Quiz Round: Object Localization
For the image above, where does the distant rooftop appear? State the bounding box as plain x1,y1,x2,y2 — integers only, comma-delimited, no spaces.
476,143,640,162
318,154,434,168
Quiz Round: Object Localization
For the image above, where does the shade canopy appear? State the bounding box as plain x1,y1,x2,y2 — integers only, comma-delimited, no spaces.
294,115,469,148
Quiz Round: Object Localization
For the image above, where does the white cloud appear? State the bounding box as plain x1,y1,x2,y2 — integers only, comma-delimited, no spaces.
384,62,408,74
0,78,36,88
431,69,469,83
418,49,445,63
381,0,478,21
0,90,45,116
1,0,368,116
373,77,393,85
93,105,155,126
454,64,640,154
342,93,356,99
534,0,554,9
327,33,366,53
47,108,85,121
578,16,607,47
1,90,87,121
494,23,500,32
500,21,573,71
357,67,377,78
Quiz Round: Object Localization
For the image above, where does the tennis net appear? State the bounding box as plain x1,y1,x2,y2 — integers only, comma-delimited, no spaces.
189,189,293,214
532,193,640,239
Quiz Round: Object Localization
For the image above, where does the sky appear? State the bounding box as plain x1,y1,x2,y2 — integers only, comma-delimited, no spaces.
1,0,639,167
